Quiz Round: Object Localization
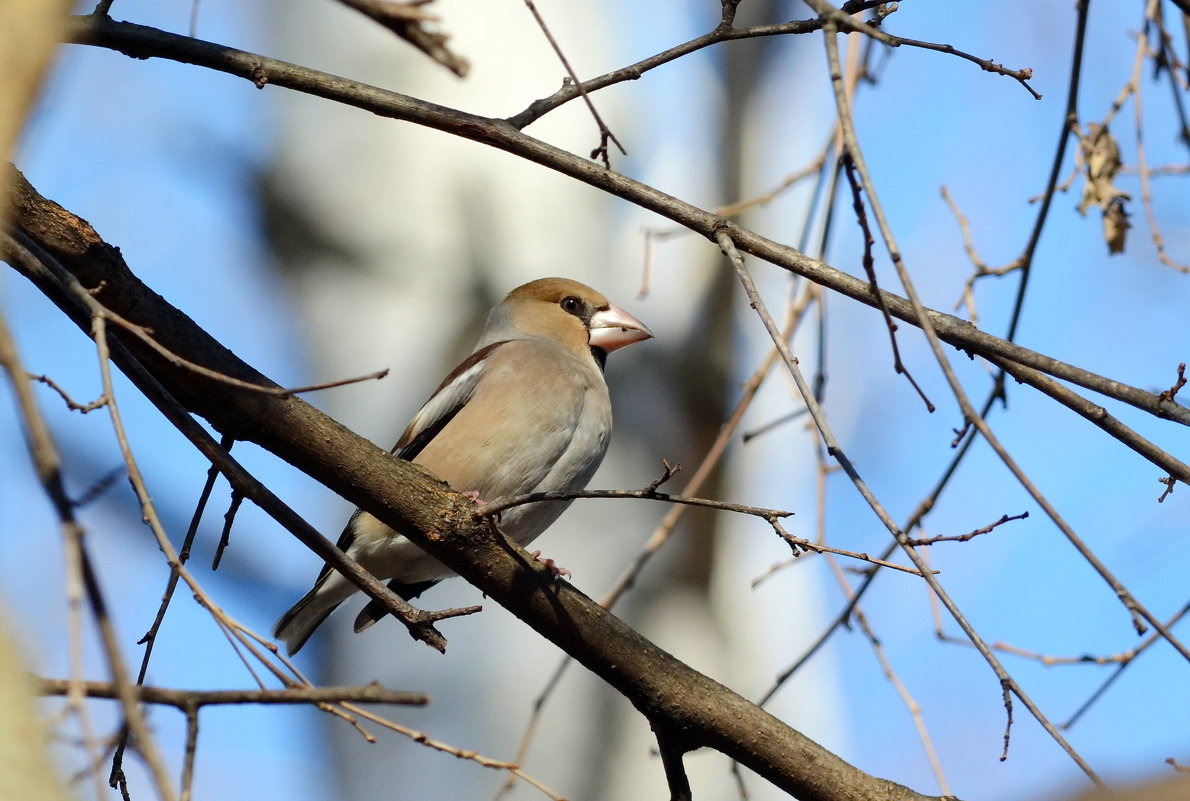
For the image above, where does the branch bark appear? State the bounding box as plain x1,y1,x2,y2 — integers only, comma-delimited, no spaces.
4,171,946,801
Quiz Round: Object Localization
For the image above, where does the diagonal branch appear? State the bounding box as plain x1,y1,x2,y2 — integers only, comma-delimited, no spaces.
62,14,1190,430
520,0,625,166
2,221,475,654
5,167,949,801
718,228,1102,785
506,0,1035,128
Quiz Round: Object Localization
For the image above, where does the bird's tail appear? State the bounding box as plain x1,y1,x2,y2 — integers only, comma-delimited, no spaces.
273,575,347,656
276,575,443,654
352,579,439,633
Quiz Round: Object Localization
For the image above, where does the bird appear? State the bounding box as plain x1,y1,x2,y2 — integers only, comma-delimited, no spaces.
273,277,653,655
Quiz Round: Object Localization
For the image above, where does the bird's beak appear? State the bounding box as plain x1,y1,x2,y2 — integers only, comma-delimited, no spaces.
588,304,654,353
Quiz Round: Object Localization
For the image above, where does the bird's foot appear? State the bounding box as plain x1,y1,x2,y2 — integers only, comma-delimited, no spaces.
461,489,487,504
530,550,571,579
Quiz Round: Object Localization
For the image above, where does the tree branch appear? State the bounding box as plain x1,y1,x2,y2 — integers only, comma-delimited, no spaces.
2,220,475,654
4,171,947,801
38,678,429,708
62,14,1190,430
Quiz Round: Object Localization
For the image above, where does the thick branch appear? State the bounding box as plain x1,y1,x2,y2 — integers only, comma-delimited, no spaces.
5,174,945,801
3,211,469,653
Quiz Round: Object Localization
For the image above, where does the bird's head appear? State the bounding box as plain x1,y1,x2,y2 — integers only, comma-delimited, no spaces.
485,277,653,362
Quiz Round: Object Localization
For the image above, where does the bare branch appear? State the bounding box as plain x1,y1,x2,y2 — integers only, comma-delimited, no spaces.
820,0,1188,680
1159,362,1186,403
841,152,934,412
719,227,1102,784
520,0,625,167
804,0,1040,98
904,512,1029,547
989,354,1190,490
474,485,793,523
38,679,430,708
508,0,1036,129
62,14,1190,429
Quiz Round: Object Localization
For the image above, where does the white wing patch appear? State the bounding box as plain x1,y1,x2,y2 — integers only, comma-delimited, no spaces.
394,353,491,460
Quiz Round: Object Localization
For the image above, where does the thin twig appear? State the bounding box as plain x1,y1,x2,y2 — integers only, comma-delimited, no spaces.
340,702,568,801
1133,0,1189,272
475,485,792,523
741,406,809,443
30,372,108,412
180,703,198,801
478,485,929,580
940,186,1022,325
508,3,871,129
719,226,1102,785
903,512,1028,547
39,679,430,707
1061,599,1190,728
841,153,934,412
714,141,832,219
1004,0,1090,344
92,298,386,397
210,488,244,570
833,562,952,794
0,308,112,801
1159,362,1186,402
820,0,1187,668
805,0,1041,98
521,0,625,166
507,0,1038,129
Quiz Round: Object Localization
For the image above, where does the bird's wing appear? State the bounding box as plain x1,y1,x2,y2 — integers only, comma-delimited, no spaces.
312,342,507,584
393,342,504,461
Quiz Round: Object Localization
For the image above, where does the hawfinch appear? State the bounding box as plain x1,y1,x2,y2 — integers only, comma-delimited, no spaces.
274,277,652,655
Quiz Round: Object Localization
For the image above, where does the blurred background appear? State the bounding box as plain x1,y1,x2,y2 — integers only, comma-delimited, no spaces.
2,1,1188,799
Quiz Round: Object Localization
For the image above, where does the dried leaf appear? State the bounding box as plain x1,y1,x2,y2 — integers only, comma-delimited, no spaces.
1077,123,1131,254
1102,197,1131,255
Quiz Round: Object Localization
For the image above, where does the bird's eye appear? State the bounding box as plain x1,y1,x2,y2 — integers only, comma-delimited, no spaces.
560,296,583,315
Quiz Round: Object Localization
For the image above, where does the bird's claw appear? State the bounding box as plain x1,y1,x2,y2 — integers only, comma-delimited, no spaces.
530,550,571,579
